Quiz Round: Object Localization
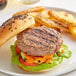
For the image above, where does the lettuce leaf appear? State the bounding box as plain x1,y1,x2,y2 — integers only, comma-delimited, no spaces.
59,44,72,59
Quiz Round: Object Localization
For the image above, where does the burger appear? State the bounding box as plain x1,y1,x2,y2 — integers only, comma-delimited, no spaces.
0,14,72,72
10,26,72,72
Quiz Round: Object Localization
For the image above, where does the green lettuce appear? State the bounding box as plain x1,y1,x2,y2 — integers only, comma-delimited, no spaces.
10,43,72,71
59,44,72,59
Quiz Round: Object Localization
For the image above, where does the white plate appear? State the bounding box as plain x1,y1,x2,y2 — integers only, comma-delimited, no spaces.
0,6,76,76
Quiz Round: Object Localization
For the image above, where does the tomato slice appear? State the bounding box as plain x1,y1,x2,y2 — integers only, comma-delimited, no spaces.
19,56,38,66
15,45,21,55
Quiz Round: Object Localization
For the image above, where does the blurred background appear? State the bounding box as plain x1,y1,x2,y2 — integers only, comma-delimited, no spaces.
0,0,76,14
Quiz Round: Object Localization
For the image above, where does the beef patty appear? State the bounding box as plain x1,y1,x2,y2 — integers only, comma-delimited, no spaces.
17,26,63,56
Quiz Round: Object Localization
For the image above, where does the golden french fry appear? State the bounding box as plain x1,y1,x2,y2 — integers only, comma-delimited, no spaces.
13,6,45,16
39,10,50,19
69,26,76,35
28,10,50,19
48,10,76,26
29,12,69,32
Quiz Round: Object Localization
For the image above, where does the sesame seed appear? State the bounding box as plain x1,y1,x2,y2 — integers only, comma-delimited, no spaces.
1,31,3,32
12,21,15,23
11,30,13,32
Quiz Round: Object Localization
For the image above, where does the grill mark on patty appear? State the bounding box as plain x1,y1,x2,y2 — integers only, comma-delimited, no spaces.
25,32,55,44
26,38,48,48
43,28,58,39
47,27,59,34
33,29,58,39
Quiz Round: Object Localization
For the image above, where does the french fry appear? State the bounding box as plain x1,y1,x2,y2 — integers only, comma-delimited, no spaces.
14,6,76,35
28,10,50,19
29,11,50,27
69,26,76,35
48,10,76,26
29,12,69,32
13,6,45,16
39,10,50,19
